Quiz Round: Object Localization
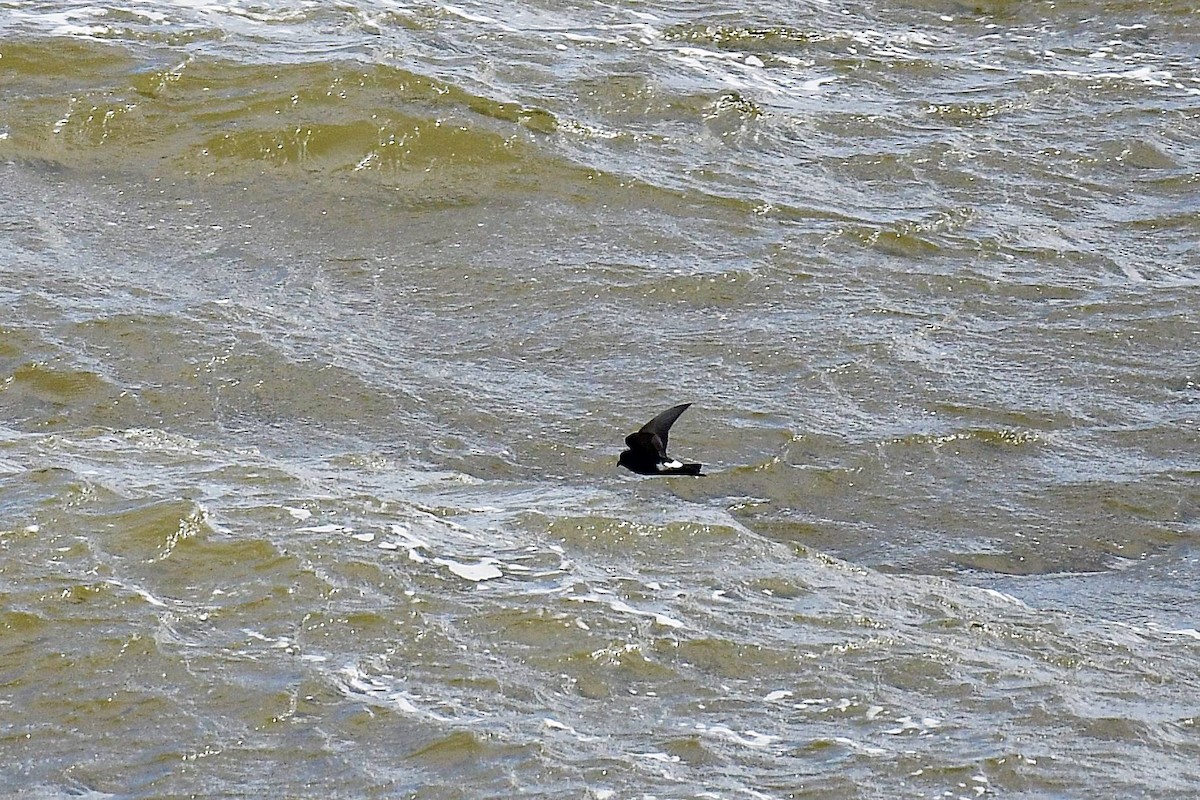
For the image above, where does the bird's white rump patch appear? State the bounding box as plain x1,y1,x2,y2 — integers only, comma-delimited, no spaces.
657,460,683,471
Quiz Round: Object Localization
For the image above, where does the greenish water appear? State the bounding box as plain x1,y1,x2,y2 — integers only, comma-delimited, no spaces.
1,1,1198,797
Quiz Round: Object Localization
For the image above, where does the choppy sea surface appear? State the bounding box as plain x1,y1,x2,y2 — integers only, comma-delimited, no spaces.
2,1,1198,797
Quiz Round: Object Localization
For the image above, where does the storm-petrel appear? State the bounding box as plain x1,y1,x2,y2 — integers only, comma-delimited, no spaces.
618,403,704,476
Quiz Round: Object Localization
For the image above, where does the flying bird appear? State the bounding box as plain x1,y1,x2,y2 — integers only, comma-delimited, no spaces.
618,403,704,476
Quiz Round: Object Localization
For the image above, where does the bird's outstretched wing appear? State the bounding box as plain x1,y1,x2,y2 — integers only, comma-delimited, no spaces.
636,402,691,454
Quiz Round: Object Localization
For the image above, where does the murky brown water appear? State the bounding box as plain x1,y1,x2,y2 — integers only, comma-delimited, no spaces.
2,1,1198,796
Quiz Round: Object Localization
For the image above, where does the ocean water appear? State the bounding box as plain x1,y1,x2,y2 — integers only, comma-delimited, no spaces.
1,1,1198,797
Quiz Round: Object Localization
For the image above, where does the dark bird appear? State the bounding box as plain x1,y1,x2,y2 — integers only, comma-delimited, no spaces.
619,403,704,476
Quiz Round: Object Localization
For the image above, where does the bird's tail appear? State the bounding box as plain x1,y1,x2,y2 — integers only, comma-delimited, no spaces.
671,463,704,476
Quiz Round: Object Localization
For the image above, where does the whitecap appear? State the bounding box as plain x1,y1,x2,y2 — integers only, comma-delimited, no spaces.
695,723,780,748
298,523,347,534
833,736,888,756
633,751,679,763
543,717,604,742
1166,628,1200,640
105,578,168,608
435,557,503,582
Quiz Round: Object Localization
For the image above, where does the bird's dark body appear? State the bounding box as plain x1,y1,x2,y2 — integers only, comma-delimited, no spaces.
618,403,704,476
